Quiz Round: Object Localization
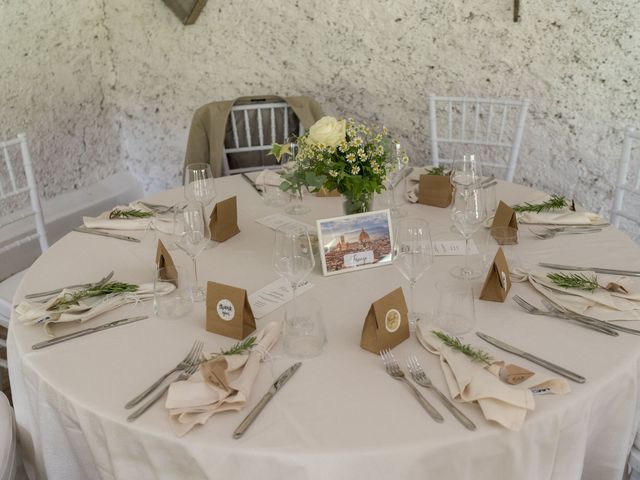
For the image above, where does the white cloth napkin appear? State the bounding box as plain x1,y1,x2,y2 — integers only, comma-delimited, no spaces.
83,203,174,232
526,269,640,322
165,321,280,437
518,210,603,225
254,170,283,188
15,282,173,333
416,324,570,431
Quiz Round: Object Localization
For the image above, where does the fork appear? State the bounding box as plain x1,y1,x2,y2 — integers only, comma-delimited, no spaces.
24,271,115,299
512,295,618,336
125,340,204,409
127,363,199,422
528,226,602,240
406,356,476,430
380,349,443,423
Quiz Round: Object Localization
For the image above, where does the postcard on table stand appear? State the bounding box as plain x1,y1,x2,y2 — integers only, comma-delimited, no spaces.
206,281,256,339
210,196,240,242
479,247,511,302
316,209,393,276
491,201,518,231
156,240,178,285
361,287,409,354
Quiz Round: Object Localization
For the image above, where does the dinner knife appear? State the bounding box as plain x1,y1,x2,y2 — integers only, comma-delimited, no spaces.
241,173,264,196
542,300,640,336
476,331,586,384
73,227,141,243
32,315,148,350
233,362,301,439
538,262,640,277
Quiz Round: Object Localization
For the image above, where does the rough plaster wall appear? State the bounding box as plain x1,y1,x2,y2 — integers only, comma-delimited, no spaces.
0,0,121,201
104,0,639,220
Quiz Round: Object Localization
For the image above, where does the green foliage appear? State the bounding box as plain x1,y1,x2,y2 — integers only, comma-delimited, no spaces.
219,336,257,356
49,282,139,310
512,195,567,213
432,330,493,365
547,272,600,292
109,209,154,219
427,166,446,176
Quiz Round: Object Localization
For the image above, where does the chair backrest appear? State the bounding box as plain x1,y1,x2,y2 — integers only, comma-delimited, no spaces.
611,127,640,233
0,133,48,256
223,101,304,176
429,95,529,182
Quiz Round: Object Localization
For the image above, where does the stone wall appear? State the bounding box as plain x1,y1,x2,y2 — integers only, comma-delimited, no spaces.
2,0,639,224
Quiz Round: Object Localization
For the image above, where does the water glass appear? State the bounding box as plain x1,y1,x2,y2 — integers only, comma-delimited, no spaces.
433,280,476,336
184,163,216,206
283,298,326,358
153,266,193,320
451,154,483,191
176,202,212,302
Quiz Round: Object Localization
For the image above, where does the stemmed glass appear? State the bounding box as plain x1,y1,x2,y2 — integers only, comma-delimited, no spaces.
450,154,483,193
450,186,487,279
383,142,407,218
272,225,315,322
280,144,311,215
184,163,217,206
393,218,434,333
175,202,211,302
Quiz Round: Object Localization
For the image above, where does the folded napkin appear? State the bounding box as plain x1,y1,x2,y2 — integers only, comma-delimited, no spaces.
165,321,280,436
254,170,283,188
83,203,174,232
518,210,603,225
416,324,570,431
15,282,173,334
527,269,640,322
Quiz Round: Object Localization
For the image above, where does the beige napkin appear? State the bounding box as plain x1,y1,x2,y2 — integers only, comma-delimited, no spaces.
416,324,570,431
527,269,640,322
254,170,283,189
15,282,172,334
518,210,603,225
83,203,173,232
165,321,280,436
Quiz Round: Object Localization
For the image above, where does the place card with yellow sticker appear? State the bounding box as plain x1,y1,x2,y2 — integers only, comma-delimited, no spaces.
361,287,409,354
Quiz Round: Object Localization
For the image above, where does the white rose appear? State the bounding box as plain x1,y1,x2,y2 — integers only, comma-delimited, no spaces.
308,116,346,148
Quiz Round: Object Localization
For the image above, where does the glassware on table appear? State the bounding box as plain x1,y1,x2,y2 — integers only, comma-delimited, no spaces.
184,163,217,206
153,266,193,320
283,298,326,358
280,143,311,215
175,202,212,302
450,154,483,193
382,142,407,218
450,186,487,279
272,225,315,328
393,218,434,333
433,279,476,336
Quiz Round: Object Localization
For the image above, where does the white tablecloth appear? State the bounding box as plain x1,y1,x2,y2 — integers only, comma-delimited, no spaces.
7,175,640,480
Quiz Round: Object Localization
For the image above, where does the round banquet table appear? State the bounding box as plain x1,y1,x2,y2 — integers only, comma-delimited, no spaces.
7,175,640,480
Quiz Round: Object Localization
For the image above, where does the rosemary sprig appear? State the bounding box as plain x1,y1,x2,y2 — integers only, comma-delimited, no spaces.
109,209,154,219
49,282,139,310
219,336,257,356
547,272,600,292
427,165,446,176
432,330,493,365
512,195,568,213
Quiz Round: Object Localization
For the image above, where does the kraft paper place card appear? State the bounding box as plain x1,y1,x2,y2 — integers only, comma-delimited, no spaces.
491,201,518,231
479,247,511,302
209,196,240,242
418,174,453,208
156,240,178,285
206,281,256,340
361,287,409,354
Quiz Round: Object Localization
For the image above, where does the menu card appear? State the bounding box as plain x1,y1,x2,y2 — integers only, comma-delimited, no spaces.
248,277,314,319
255,214,315,234
432,240,479,256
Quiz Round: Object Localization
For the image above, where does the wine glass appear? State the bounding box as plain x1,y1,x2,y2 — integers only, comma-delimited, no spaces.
272,225,315,323
175,202,212,302
393,218,434,333
280,144,311,215
450,186,487,279
184,163,217,206
383,142,407,218
450,154,483,193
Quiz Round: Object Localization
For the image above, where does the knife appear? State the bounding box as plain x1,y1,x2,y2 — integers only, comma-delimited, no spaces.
541,299,640,336
476,331,586,383
233,362,301,439
538,262,640,277
241,173,264,196
32,315,148,350
73,227,141,243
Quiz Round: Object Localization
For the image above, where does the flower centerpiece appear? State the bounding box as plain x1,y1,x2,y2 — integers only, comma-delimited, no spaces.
271,116,406,214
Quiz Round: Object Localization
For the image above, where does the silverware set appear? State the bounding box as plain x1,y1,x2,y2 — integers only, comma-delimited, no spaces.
538,262,640,277
73,226,140,243
528,225,602,239
126,340,204,421
24,270,115,300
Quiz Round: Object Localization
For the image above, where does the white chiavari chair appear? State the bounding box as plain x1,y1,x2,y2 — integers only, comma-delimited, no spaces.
0,134,48,388
223,101,304,175
429,95,529,182
611,127,640,238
